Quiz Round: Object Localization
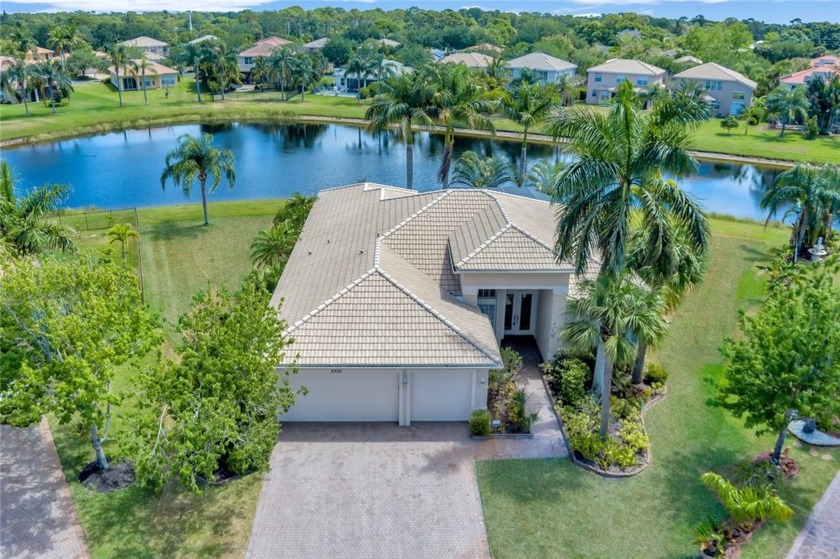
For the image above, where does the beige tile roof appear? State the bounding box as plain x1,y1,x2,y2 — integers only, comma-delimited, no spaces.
239,36,293,58
588,59,666,76
506,52,577,73
378,38,401,48
674,55,703,65
121,36,168,48
674,62,757,90
438,52,494,68
304,37,329,49
271,183,583,368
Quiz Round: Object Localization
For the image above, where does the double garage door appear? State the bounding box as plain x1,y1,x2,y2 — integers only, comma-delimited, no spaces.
281,369,474,423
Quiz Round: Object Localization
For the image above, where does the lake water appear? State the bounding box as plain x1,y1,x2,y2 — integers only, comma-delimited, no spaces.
0,122,784,220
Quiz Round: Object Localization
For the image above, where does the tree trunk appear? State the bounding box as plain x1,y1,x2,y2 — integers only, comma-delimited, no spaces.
117,69,123,108
592,342,606,395
200,179,210,226
599,354,614,437
301,85,305,101
632,343,647,384
142,70,148,106
771,416,790,466
60,50,66,69
121,240,126,260
220,75,225,101
406,138,414,190
49,88,56,114
91,423,109,470
20,83,30,117
779,121,786,137
519,138,528,187
195,64,202,102
439,135,454,188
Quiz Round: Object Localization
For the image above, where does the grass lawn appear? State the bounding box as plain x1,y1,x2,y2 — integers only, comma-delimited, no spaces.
476,218,840,559
50,199,282,559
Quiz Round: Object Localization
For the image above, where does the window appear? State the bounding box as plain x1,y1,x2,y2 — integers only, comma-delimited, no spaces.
477,289,496,299
636,78,648,86
478,303,497,332
143,79,154,87
244,57,253,65
593,73,602,83
732,91,746,101
161,76,176,86
591,90,597,97
616,75,625,83
705,80,723,92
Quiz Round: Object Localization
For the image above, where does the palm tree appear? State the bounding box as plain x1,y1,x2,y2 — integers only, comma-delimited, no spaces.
555,73,579,107
35,60,73,115
502,82,557,185
251,55,271,89
160,133,236,226
106,223,138,261
108,44,130,108
761,163,840,259
0,58,32,117
700,472,794,528
650,80,712,129
765,85,808,137
548,80,710,277
130,57,157,106
250,226,296,269
525,159,564,193
293,55,321,101
47,24,80,70
365,73,434,189
451,152,514,189
7,25,36,58
562,274,666,436
484,56,510,90
346,55,369,101
269,47,295,100
206,42,240,101
0,161,75,256
423,63,496,187
176,42,204,102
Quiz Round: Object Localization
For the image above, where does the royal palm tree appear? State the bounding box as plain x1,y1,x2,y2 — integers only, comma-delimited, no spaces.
451,152,514,189
160,134,236,226
761,163,840,259
47,24,80,70
423,63,496,186
177,42,204,102
205,42,240,101
700,472,794,528
0,161,75,255
346,55,369,101
269,47,295,100
36,60,73,115
130,57,157,106
650,80,712,129
765,85,808,137
293,55,321,101
525,159,564,193
562,274,667,436
106,223,138,261
365,73,434,189
548,80,710,277
7,25,36,58
108,44,130,108
0,58,32,117
502,82,557,185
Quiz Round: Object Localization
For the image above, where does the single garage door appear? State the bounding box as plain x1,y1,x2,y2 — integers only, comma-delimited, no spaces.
282,370,399,422
411,370,473,422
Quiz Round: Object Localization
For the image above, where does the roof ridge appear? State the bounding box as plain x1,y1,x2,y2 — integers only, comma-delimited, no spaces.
454,223,513,267
380,190,451,239
284,268,377,334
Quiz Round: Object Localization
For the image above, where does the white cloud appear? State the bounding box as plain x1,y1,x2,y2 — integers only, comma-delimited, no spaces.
568,0,660,5
15,0,276,12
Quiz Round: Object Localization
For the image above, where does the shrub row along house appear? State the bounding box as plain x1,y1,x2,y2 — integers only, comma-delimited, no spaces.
271,183,594,424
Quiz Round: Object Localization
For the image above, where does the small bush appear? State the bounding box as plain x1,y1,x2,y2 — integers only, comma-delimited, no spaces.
804,116,819,139
469,409,492,436
507,386,537,433
559,358,589,406
643,362,669,388
619,421,649,455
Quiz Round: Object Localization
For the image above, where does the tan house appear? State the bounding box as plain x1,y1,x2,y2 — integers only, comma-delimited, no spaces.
272,183,595,425
674,62,757,116
586,59,666,104
121,36,169,58
780,65,840,91
109,60,178,91
25,46,54,62
438,52,494,69
238,36,293,75
506,52,577,85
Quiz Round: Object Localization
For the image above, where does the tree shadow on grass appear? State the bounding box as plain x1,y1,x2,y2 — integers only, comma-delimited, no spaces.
738,243,777,263
147,220,209,242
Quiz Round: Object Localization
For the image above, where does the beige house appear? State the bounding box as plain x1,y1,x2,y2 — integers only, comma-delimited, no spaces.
506,52,577,85
438,52,494,69
674,62,757,116
109,60,178,91
272,183,594,425
238,36,293,75
780,60,840,91
586,59,666,104
25,46,54,62
121,36,169,58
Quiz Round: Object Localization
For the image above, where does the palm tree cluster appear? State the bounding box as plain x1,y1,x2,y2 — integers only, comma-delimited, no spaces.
172,39,245,101
243,47,324,101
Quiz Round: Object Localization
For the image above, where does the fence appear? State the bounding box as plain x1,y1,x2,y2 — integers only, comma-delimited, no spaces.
51,207,145,304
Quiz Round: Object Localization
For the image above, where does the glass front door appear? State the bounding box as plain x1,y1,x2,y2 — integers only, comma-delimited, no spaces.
504,290,536,335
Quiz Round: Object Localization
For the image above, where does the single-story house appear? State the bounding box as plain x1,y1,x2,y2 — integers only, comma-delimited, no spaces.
304,37,329,51
438,52,494,69
121,36,169,58
586,59,666,104
238,36,293,75
377,38,401,48
109,60,178,91
25,46,54,62
466,43,503,54
673,62,757,116
779,65,840,91
271,183,593,425
506,52,577,85
334,59,411,92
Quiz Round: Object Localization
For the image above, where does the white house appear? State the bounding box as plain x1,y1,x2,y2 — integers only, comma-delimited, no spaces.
271,183,594,425
505,52,577,85
333,59,411,92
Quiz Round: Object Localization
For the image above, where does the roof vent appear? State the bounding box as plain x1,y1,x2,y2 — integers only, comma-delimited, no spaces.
359,250,365,255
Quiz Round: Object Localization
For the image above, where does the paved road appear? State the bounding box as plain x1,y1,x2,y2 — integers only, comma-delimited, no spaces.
0,419,89,559
786,469,840,559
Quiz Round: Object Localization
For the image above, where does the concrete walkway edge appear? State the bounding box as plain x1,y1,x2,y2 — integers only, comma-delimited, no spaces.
785,469,840,559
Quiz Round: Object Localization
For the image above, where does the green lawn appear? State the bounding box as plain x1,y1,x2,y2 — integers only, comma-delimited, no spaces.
476,219,840,559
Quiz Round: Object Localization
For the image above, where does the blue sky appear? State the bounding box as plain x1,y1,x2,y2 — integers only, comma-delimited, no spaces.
3,1,838,25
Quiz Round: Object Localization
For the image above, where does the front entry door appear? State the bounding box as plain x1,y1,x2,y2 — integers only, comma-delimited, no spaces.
504,290,536,335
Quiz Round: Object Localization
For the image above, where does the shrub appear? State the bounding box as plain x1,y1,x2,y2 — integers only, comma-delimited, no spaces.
804,116,819,139
500,347,523,376
643,362,669,388
610,396,641,421
559,358,588,406
469,409,492,436
619,421,649,454
507,386,537,433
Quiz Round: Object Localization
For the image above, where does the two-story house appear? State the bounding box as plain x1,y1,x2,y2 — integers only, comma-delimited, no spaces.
586,59,666,104
237,36,294,78
779,56,840,91
673,62,757,116
505,52,577,85
121,36,169,59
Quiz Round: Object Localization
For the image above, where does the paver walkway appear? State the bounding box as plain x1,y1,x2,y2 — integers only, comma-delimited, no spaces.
0,419,89,559
786,470,840,559
247,341,565,559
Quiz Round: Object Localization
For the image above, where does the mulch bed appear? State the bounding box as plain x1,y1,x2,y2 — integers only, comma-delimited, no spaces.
79,460,135,492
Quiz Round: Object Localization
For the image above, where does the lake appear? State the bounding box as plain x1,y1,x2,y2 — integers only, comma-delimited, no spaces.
0,122,784,221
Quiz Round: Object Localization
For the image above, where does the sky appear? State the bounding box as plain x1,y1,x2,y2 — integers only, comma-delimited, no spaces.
2,0,838,25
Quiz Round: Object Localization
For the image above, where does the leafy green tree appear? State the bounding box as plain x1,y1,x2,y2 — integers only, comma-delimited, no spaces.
700,472,794,528
483,56,511,91
35,60,72,114
0,161,75,255
66,49,102,79
554,73,579,107
502,82,557,185
765,85,808,137
548,80,710,277
250,55,271,89
345,54,371,100
205,41,240,100
130,279,297,493
250,194,315,271
322,37,352,67
720,115,739,135
176,42,204,102
0,256,161,471
160,133,236,226
451,152,514,189
365,73,434,189
805,74,840,135
6,24,36,58
106,223,138,261
718,256,840,465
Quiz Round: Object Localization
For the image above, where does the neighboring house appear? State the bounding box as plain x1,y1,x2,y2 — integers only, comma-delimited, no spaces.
429,48,446,61
438,52,494,69
304,37,329,51
25,46,54,62
506,52,576,85
188,35,218,45
674,55,703,66
779,65,840,91
121,36,169,58
466,43,503,54
334,59,411,92
377,38,401,48
109,60,179,91
238,36,293,75
271,182,594,425
586,59,666,104
810,54,840,67
673,62,757,116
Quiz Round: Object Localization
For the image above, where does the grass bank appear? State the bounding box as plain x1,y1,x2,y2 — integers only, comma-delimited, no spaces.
476,219,840,558
2,81,837,165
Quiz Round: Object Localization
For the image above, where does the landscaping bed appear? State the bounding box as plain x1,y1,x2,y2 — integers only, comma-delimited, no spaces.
470,348,537,437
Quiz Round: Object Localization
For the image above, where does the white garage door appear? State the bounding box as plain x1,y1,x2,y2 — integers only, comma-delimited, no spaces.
411,371,473,422
282,370,399,422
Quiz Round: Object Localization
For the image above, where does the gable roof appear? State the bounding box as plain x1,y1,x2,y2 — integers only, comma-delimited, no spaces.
811,54,840,67
438,52,494,68
304,37,329,49
378,38,401,48
674,55,703,65
506,52,576,72
674,62,757,90
239,36,293,58
189,35,218,45
588,59,666,76
780,65,840,86
271,183,575,368
122,36,167,48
